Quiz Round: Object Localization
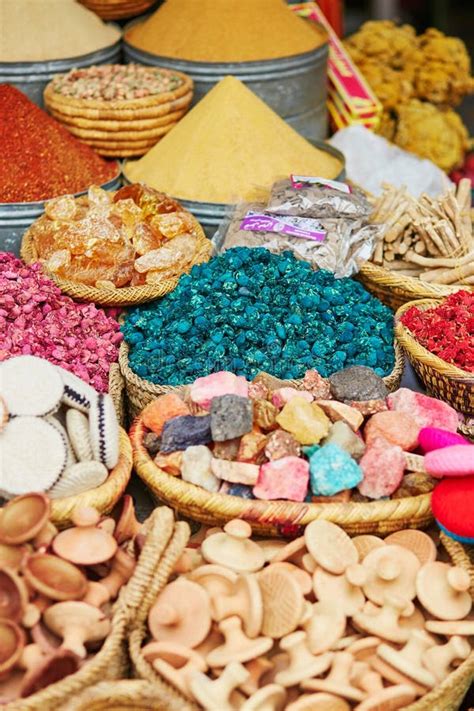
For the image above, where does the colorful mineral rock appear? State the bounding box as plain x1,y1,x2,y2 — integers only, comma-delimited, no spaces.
144,432,161,457
387,388,460,432
309,443,363,496
189,371,249,410
364,410,420,451
142,393,190,435
248,381,270,401
227,484,255,499
276,397,330,445
302,369,332,399
160,414,212,453
348,399,388,415
271,388,313,408
210,394,253,441
315,400,364,432
237,431,268,464
264,429,301,461
253,399,279,431
182,445,220,492
253,456,309,502
211,459,259,485
329,366,388,402
391,472,436,498
321,421,366,460
358,436,405,499
213,438,241,460
153,451,183,476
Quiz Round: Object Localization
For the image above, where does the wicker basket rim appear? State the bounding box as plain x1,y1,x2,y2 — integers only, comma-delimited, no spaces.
359,261,473,297
395,298,474,382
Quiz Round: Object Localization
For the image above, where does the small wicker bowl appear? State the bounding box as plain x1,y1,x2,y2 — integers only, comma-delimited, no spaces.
50,427,132,528
20,222,212,307
78,0,157,21
395,299,474,417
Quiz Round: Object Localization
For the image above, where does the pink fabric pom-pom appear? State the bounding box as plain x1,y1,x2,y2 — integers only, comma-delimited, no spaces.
418,427,470,453
425,444,474,478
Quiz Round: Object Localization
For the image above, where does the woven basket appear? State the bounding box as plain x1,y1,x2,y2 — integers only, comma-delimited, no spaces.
395,299,474,417
20,225,212,307
130,415,433,536
119,339,404,422
50,427,132,528
78,0,156,21
64,680,172,710
358,261,472,312
128,519,474,711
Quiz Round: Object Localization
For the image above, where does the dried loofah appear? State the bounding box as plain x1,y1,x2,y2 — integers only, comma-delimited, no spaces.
48,460,108,499
58,366,98,414
66,408,94,462
89,393,119,470
46,415,77,469
1,356,63,417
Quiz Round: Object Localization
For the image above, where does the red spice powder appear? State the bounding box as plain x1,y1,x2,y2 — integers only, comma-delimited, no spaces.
0,85,118,203
401,290,474,373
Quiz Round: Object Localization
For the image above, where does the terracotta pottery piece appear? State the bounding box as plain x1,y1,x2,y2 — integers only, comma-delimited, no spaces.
148,579,211,648
377,630,437,688
240,683,286,711
22,553,88,601
0,620,25,675
385,530,437,566
207,616,273,667
301,652,365,702
258,565,305,639
0,569,29,622
20,648,80,698
190,660,250,710
43,600,111,658
303,601,346,655
0,543,29,571
0,493,50,545
304,521,358,575
202,520,265,574
52,506,118,566
275,631,333,687
362,545,421,605
113,495,142,544
416,562,472,621
211,574,263,638
422,635,471,681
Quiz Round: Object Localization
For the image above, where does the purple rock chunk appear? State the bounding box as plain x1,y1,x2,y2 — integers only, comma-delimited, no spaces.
227,484,255,499
160,415,212,453
210,394,253,442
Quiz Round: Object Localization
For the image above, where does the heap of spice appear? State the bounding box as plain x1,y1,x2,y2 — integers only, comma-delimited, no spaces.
124,77,342,205
0,86,118,203
401,291,474,372
0,0,120,62
126,0,326,62
122,247,395,385
49,64,184,101
0,253,122,391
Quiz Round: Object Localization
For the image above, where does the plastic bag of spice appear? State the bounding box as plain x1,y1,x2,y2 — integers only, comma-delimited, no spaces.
214,202,383,278
265,177,372,219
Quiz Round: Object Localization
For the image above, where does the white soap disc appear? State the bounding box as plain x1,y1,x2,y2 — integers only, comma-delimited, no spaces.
46,416,77,469
58,367,98,414
66,409,93,462
0,356,63,417
89,393,119,470
48,461,108,499
0,417,68,496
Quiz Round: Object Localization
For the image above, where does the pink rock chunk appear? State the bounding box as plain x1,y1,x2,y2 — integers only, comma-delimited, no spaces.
248,381,270,401
271,388,313,408
264,429,301,460
348,399,388,416
302,369,332,399
315,400,364,432
364,411,420,452
211,459,259,486
418,427,470,453
358,437,405,499
425,445,474,478
253,456,309,502
189,371,249,410
387,388,460,432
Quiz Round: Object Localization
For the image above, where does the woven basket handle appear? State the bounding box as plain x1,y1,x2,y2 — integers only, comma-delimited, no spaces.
109,361,126,427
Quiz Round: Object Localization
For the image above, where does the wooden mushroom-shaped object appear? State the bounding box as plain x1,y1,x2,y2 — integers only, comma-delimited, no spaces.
191,662,250,711
303,601,346,655
352,535,385,562
270,562,313,597
211,574,263,638
0,493,50,545
207,616,273,667
377,630,438,688
30,622,61,654
241,657,274,696
362,545,420,605
313,565,367,617
352,595,411,644
189,564,238,601
304,521,358,575
0,543,29,571
275,631,333,687
0,569,29,623
148,579,211,649
113,495,142,545
20,648,80,698
22,553,88,601
43,601,111,658
354,685,416,711
422,635,471,681
258,564,305,639
240,683,286,711
286,693,350,711
174,548,204,574
416,562,472,621
52,507,117,566
384,530,437,566
33,521,58,551
142,641,208,698
84,548,136,607
202,520,265,574
301,652,365,703
0,620,25,675
425,619,474,636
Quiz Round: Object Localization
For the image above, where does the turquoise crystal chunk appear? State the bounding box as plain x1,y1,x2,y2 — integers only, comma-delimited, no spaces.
309,443,363,496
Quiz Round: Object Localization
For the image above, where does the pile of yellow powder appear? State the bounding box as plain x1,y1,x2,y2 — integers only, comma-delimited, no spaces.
0,0,121,62
124,76,343,205
126,0,326,63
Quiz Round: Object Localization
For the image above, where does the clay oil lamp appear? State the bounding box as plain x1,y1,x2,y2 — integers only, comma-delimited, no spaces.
20,648,80,698
0,493,50,545
0,620,25,675
0,671,23,704
52,507,117,566
113,495,142,545
30,622,61,654
43,601,111,659
0,569,29,623
22,553,88,602
0,543,29,571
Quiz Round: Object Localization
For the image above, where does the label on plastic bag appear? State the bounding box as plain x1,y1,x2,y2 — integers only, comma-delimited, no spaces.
290,175,351,193
239,211,326,241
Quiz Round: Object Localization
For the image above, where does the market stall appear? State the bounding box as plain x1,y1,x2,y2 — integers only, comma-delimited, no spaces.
0,0,473,708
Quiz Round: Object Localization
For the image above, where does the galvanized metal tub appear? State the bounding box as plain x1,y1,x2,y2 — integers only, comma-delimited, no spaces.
0,170,122,257
123,39,329,141
0,39,121,109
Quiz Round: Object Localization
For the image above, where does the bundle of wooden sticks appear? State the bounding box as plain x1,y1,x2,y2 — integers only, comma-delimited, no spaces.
370,178,474,285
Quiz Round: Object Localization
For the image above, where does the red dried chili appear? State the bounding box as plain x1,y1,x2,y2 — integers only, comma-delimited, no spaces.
0,85,118,203
401,290,474,372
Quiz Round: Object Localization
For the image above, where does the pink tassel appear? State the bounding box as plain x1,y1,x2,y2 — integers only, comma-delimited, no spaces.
425,444,474,478
418,427,469,453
